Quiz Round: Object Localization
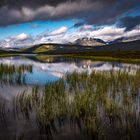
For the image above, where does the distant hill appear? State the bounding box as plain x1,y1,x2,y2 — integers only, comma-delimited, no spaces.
74,37,106,46
23,44,57,53
21,39,140,55
108,35,140,44
1,39,140,56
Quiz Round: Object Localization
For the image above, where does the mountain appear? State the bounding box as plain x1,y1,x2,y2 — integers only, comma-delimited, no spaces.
108,35,140,44
1,39,140,57
20,39,140,55
108,37,124,44
74,37,106,46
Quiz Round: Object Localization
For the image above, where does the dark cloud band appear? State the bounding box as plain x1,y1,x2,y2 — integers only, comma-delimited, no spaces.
118,15,140,31
0,0,139,29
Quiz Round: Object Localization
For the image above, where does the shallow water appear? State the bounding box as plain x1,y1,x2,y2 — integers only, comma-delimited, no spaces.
0,56,139,100
0,56,140,140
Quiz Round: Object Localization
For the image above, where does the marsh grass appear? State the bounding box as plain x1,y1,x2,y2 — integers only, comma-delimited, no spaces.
14,69,140,139
0,98,7,129
0,64,32,85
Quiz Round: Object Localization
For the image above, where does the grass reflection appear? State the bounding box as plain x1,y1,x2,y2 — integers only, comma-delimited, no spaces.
14,70,140,139
0,64,32,85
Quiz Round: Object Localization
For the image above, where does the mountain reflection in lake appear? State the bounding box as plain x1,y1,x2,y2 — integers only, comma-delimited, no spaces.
0,56,140,140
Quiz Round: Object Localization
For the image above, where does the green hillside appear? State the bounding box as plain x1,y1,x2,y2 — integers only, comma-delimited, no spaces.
0,40,140,60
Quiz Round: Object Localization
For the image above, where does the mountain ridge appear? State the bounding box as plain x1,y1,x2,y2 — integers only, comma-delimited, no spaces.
73,37,106,46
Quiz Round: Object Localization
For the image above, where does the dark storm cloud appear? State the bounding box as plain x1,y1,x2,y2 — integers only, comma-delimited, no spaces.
0,0,74,8
82,0,140,25
0,0,140,27
118,15,140,31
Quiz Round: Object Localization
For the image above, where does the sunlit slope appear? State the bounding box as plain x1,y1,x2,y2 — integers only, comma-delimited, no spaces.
22,40,140,54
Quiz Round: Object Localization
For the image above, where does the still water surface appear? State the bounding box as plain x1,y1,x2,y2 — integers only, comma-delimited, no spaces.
0,56,139,99
0,56,140,140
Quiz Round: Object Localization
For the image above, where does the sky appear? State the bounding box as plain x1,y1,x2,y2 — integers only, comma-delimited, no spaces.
0,0,140,48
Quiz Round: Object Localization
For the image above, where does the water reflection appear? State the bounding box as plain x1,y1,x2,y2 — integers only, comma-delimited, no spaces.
0,63,32,86
0,56,140,86
0,56,140,140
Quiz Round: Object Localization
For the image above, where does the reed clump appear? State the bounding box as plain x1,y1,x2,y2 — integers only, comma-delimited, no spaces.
0,64,32,85
14,69,140,139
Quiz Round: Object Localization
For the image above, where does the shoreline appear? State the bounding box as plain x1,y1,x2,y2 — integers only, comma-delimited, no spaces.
1,52,140,64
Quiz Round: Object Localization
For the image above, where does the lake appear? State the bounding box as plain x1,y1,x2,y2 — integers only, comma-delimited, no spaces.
0,56,140,140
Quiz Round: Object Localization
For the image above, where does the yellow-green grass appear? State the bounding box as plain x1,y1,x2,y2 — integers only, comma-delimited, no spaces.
14,70,140,139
